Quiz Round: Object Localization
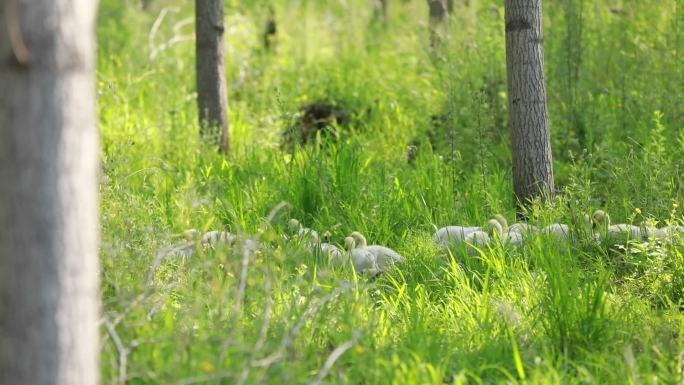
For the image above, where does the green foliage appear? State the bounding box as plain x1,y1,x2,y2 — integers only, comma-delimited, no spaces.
98,0,684,384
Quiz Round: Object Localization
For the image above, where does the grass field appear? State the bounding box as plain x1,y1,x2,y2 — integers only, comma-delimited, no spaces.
98,1,684,383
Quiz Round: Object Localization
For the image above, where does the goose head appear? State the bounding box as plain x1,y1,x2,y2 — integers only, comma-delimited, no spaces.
592,210,611,231
486,219,504,237
350,231,368,248
288,218,301,233
344,236,356,250
493,214,509,230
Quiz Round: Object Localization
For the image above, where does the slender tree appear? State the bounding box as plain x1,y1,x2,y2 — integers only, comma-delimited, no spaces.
0,0,100,384
373,0,389,24
263,6,277,50
504,0,555,205
196,0,231,154
428,0,453,47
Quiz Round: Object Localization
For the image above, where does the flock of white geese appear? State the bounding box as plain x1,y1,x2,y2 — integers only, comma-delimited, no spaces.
434,210,684,254
166,211,684,276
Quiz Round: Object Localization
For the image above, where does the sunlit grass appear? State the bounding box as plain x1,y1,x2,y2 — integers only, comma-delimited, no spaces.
98,0,684,384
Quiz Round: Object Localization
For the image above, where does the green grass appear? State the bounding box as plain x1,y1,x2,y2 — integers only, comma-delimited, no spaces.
98,0,684,384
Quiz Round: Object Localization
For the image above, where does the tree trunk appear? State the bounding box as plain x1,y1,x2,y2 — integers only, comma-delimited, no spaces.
428,0,453,47
0,0,100,384
373,0,389,24
504,0,555,205
428,0,453,20
263,6,277,50
196,0,231,154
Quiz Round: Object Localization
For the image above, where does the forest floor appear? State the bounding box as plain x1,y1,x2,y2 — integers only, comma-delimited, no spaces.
98,1,684,384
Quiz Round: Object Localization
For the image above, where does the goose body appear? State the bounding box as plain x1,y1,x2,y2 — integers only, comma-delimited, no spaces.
350,232,404,271
463,230,491,255
298,227,319,241
183,229,235,248
669,225,684,241
320,242,342,255
318,242,345,265
646,224,684,240
542,223,571,240
344,236,380,275
165,241,197,259
646,223,669,239
167,229,259,259
288,219,320,242
461,219,501,255
608,224,645,239
200,230,236,246
592,210,646,243
433,225,482,249
508,223,538,235
351,250,379,275
492,214,530,246
502,230,524,246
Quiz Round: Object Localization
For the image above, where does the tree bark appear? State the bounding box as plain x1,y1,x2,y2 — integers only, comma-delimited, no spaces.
0,0,100,384
428,0,453,20
196,0,231,154
263,7,277,50
428,0,453,47
373,0,389,24
504,0,555,204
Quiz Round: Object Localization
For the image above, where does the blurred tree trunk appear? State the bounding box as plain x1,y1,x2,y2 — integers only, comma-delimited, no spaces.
196,0,231,154
504,0,555,205
263,6,277,50
0,0,100,384
373,0,389,24
428,0,453,47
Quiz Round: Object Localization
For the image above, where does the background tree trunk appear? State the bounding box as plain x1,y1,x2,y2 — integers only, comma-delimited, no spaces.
0,0,100,384
373,0,389,24
428,0,453,47
196,0,231,154
263,6,277,50
504,0,555,205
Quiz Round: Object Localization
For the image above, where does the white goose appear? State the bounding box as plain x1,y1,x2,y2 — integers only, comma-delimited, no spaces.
645,223,684,241
492,214,509,229
164,240,196,259
184,228,260,253
592,210,645,242
501,228,524,246
320,242,343,258
508,223,538,236
433,224,482,250
666,225,684,240
288,218,320,243
189,229,236,246
492,214,530,246
179,229,233,253
166,229,255,259
316,231,344,264
343,236,380,276
541,223,571,240
462,219,501,255
581,213,602,243
349,231,405,271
